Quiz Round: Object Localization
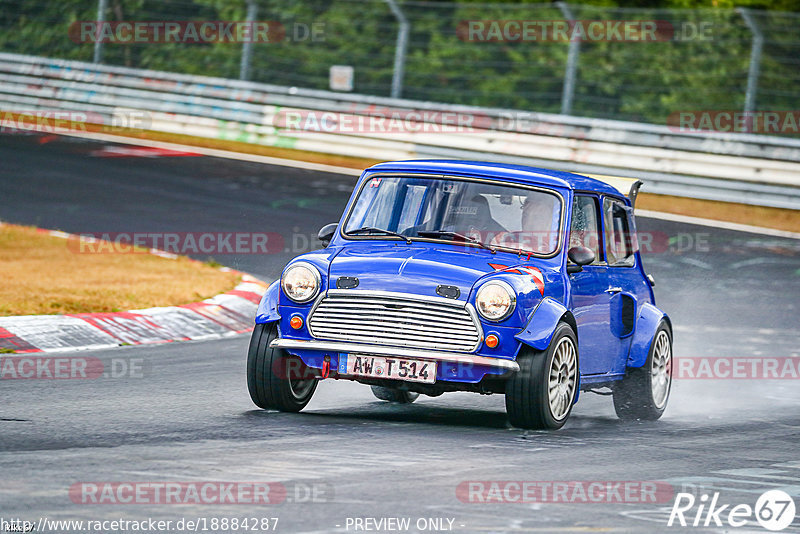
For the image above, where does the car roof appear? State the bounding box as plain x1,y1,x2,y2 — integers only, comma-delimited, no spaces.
365,160,624,197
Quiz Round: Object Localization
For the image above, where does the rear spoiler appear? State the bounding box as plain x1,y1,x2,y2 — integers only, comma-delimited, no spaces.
583,174,643,208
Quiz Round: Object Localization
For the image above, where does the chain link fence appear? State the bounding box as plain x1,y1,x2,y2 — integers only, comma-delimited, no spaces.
1,0,798,127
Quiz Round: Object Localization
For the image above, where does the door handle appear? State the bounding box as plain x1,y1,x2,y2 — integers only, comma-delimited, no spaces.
605,287,623,294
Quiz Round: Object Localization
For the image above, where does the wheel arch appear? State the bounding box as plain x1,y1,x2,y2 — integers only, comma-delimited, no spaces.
560,310,578,341
255,280,281,324
515,298,578,352
627,303,671,369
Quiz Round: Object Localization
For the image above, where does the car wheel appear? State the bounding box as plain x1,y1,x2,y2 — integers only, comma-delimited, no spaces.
247,322,318,412
370,385,419,403
613,322,672,421
505,322,578,430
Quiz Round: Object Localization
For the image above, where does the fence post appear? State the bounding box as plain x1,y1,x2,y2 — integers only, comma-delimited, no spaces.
386,0,409,99
93,0,108,64
557,2,579,115
738,8,762,116
240,0,258,81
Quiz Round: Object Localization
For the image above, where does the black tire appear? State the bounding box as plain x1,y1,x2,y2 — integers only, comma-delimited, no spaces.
370,385,419,403
613,322,672,421
505,322,578,430
247,322,318,412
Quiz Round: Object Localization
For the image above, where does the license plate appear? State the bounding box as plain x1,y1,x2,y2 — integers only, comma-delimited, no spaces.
339,354,436,384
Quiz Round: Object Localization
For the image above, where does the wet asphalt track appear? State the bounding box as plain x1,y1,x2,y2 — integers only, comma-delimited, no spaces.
1,133,799,533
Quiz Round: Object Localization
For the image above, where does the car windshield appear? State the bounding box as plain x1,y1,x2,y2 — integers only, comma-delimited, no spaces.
343,175,563,255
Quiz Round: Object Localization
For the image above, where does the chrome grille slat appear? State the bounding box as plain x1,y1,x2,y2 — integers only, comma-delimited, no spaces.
310,319,479,338
311,331,477,351
310,312,477,331
315,306,470,323
308,291,482,352
311,323,477,340
315,301,469,320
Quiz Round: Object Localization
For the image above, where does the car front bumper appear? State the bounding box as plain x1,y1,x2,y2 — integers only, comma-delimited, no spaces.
270,339,520,373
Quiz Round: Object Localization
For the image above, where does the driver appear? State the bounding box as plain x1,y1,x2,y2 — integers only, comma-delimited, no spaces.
457,195,506,236
405,194,506,239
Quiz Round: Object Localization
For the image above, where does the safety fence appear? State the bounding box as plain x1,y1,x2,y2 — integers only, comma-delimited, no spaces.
1,52,799,209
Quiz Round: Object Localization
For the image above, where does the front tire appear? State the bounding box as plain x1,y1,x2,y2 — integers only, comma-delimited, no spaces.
613,322,672,421
371,385,419,403
247,322,317,412
505,322,578,430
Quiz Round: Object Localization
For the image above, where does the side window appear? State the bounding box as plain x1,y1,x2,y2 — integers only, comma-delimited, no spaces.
569,195,601,263
603,198,634,267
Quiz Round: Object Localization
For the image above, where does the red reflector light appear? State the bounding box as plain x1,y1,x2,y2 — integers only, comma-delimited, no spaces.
485,334,499,349
290,316,304,329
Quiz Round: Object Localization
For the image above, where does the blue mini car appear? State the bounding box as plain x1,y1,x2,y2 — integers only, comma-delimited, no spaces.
248,160,672,429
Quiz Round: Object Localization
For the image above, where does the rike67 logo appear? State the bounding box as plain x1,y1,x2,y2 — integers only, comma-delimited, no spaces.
668,490,796,531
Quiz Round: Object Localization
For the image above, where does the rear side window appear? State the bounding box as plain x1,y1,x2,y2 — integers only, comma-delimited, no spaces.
569,195,601,263
603,198,635,266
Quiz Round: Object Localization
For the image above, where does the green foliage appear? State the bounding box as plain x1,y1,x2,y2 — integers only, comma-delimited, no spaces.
1,0,797,126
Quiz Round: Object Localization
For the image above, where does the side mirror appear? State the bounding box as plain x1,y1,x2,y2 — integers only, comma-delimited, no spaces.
567,246,595,274
318,223,338,247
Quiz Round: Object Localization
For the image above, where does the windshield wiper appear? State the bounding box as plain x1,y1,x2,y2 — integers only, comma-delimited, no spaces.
416,230,496,254
346,226,412,244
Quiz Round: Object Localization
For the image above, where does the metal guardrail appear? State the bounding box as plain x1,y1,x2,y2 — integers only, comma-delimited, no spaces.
1,52,799,209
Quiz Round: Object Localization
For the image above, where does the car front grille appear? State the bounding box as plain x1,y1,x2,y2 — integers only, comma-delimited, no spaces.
307,290,482,352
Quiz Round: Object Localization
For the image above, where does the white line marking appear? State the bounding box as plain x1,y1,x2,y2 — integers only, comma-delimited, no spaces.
637,209,800,239
714,468,800,482
774,462,800,470
53,130,364,177
678,257,713,270
730,257,800,269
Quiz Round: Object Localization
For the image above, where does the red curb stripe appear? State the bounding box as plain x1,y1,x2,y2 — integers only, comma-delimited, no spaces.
89,146,203,158
225,290,263,304
181,301,252,331
0,327,42,353
67,312,182,345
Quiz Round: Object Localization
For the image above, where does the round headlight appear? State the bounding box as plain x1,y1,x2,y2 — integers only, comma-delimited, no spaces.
475,281,516,321
281,262,321,303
